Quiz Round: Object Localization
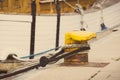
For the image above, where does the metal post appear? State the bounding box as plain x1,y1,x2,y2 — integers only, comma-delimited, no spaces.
55,0,61,50
30,0,36,59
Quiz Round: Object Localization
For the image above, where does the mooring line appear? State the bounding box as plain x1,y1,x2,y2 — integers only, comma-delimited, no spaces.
20,46,61,59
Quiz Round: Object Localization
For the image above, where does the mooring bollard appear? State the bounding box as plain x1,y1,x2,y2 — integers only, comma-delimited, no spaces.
64,31,96,65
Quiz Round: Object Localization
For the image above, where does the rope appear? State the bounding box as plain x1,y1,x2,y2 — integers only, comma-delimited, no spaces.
20,46,61,59
63,0,75,9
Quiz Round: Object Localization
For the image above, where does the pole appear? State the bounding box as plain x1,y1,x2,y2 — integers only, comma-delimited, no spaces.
30,0,36,59
55,0,61,50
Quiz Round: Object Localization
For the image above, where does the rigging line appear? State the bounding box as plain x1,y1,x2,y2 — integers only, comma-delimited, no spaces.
63,0,75,9
62,0,88,29
80,20,88,28
100,0,106,5
20,46,61,59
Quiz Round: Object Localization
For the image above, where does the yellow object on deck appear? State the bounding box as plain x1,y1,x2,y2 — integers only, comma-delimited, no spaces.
65,31,96,44
64,31,96,64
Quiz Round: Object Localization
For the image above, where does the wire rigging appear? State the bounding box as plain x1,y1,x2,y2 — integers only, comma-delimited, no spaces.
63,0,75,9
63,0,88,30
92,2,108,31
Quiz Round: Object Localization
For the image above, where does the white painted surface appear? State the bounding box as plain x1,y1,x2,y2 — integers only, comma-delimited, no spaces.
0,2,120,59
13,24,120,80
